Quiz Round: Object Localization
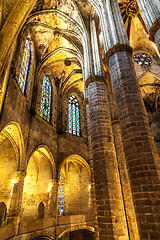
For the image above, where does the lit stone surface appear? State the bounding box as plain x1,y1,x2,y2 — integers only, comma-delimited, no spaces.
0,0,160,239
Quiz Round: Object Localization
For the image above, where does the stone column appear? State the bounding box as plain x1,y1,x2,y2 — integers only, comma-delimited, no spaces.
136,0,160,51
101,0,160,238
86,15,129,239
85,99,99,240
107,77,140,240
85,75,129,240
8,171,26,234
112,120,140,240
47,177,58,218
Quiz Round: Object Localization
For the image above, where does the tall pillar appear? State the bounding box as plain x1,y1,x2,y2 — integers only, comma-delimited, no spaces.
107,78,140,240
112,120,140,240
85,99,99,240
136,0,160,51
106,45,160,239
47,177,58,218
86,15,129,239
85,75,129,240
102,1,160,238
8,171,26,234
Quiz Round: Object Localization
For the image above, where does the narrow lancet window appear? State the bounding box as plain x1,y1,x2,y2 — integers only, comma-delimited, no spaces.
69,95,80,136
57,172,64,216
40,76,51,122
18,38,30,94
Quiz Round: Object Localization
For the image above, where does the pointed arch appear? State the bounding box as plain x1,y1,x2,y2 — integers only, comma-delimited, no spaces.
57,154,91,216
0,122,24,213
22,145,55,220
58,226,95,239
59,154,91,178
68,94,80,136
40,76,52,122
27,145,56,177
0,121,24,169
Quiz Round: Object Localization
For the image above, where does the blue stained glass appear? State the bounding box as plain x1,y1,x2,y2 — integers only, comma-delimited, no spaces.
68,95,80,136
133,53,152,66
18,38,30,94
40,76,51,122
57,172,64,216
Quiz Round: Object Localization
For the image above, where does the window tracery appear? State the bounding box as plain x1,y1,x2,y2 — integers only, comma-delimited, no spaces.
133,53,152,66
18,38,31,94
69,95,80,136
40,76,52,122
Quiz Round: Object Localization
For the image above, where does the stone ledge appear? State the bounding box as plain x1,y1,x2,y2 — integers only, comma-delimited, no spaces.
58,214,94,225
19,217,56,234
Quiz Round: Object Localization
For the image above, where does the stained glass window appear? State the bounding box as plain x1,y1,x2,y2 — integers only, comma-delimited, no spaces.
69,95,80,136
57,172,64,216
40,76,51,122
18,38,31,94
133,53,152,66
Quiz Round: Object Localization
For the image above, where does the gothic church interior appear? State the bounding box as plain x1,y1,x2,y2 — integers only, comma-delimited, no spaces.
0,0,160,239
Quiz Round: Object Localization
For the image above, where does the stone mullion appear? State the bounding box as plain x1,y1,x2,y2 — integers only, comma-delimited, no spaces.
87,79,129,240
107,49,160,239
112,121,140,240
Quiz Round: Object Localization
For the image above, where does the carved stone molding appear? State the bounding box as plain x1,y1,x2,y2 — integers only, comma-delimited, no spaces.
83,98,88,106
85,75,107,88
111,119,119,126
149,17,160,42
105,44,133,65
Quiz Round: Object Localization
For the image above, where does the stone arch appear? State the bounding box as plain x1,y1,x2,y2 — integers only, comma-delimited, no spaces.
58,226,95,239
0,121,24,169
59,154,90,178
38,202,45,219
31,235,54,240
0,122,24,216
27,145,56,175
57,155,92,216
22,145,55,220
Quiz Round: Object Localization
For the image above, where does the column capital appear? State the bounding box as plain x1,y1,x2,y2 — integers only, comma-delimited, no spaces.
85,75,107,88
105,44,133,65
149,17,160,42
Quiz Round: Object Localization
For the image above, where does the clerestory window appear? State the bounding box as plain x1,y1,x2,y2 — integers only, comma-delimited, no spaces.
40,76,52,122
18,38,31,94
68,94,80,136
